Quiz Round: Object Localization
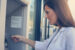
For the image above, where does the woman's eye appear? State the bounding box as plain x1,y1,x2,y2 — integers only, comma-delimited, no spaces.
46,11,49,14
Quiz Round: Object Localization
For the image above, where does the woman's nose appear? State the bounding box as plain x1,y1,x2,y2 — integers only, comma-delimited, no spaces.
44,15,47,18
44,16,47,18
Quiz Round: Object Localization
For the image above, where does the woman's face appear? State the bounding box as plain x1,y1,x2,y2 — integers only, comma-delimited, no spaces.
45,5,57,25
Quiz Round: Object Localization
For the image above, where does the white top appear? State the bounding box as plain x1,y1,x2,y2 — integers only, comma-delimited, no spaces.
35,27,75,50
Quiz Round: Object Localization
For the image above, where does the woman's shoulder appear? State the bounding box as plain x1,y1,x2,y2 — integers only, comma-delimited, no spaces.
61,27,75,32
62,27,75,38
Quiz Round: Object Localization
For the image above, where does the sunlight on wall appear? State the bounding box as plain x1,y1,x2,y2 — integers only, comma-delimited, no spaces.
68,0,75,21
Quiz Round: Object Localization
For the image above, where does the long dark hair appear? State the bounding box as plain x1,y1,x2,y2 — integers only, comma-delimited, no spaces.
44,0,75,27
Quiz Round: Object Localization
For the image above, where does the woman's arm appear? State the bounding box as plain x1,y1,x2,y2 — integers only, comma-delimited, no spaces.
23,38,35,48
12,35,49,50
11,35,35,48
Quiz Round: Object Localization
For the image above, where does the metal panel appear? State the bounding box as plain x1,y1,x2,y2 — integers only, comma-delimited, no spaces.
5,0,28,50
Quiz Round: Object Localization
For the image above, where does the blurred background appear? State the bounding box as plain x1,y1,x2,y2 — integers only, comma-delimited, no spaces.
0,0,75,50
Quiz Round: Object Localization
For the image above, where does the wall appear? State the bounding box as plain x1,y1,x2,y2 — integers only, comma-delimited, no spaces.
0,0,7,50
68,0,75,21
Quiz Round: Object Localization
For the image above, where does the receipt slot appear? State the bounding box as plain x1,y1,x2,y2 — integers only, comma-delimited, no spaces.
5,0,29,50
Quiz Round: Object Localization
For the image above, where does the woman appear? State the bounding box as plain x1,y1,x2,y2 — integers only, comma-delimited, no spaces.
12,0,75,50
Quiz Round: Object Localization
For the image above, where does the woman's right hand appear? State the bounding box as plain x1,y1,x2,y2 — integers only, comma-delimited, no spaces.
11,35,35,48
11,35,25,42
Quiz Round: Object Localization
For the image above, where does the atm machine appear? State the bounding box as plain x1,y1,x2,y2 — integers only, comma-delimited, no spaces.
5,0,29,50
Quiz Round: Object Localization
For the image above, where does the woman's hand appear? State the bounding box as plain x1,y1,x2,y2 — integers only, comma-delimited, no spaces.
11,35,35,48
11,35,25,42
